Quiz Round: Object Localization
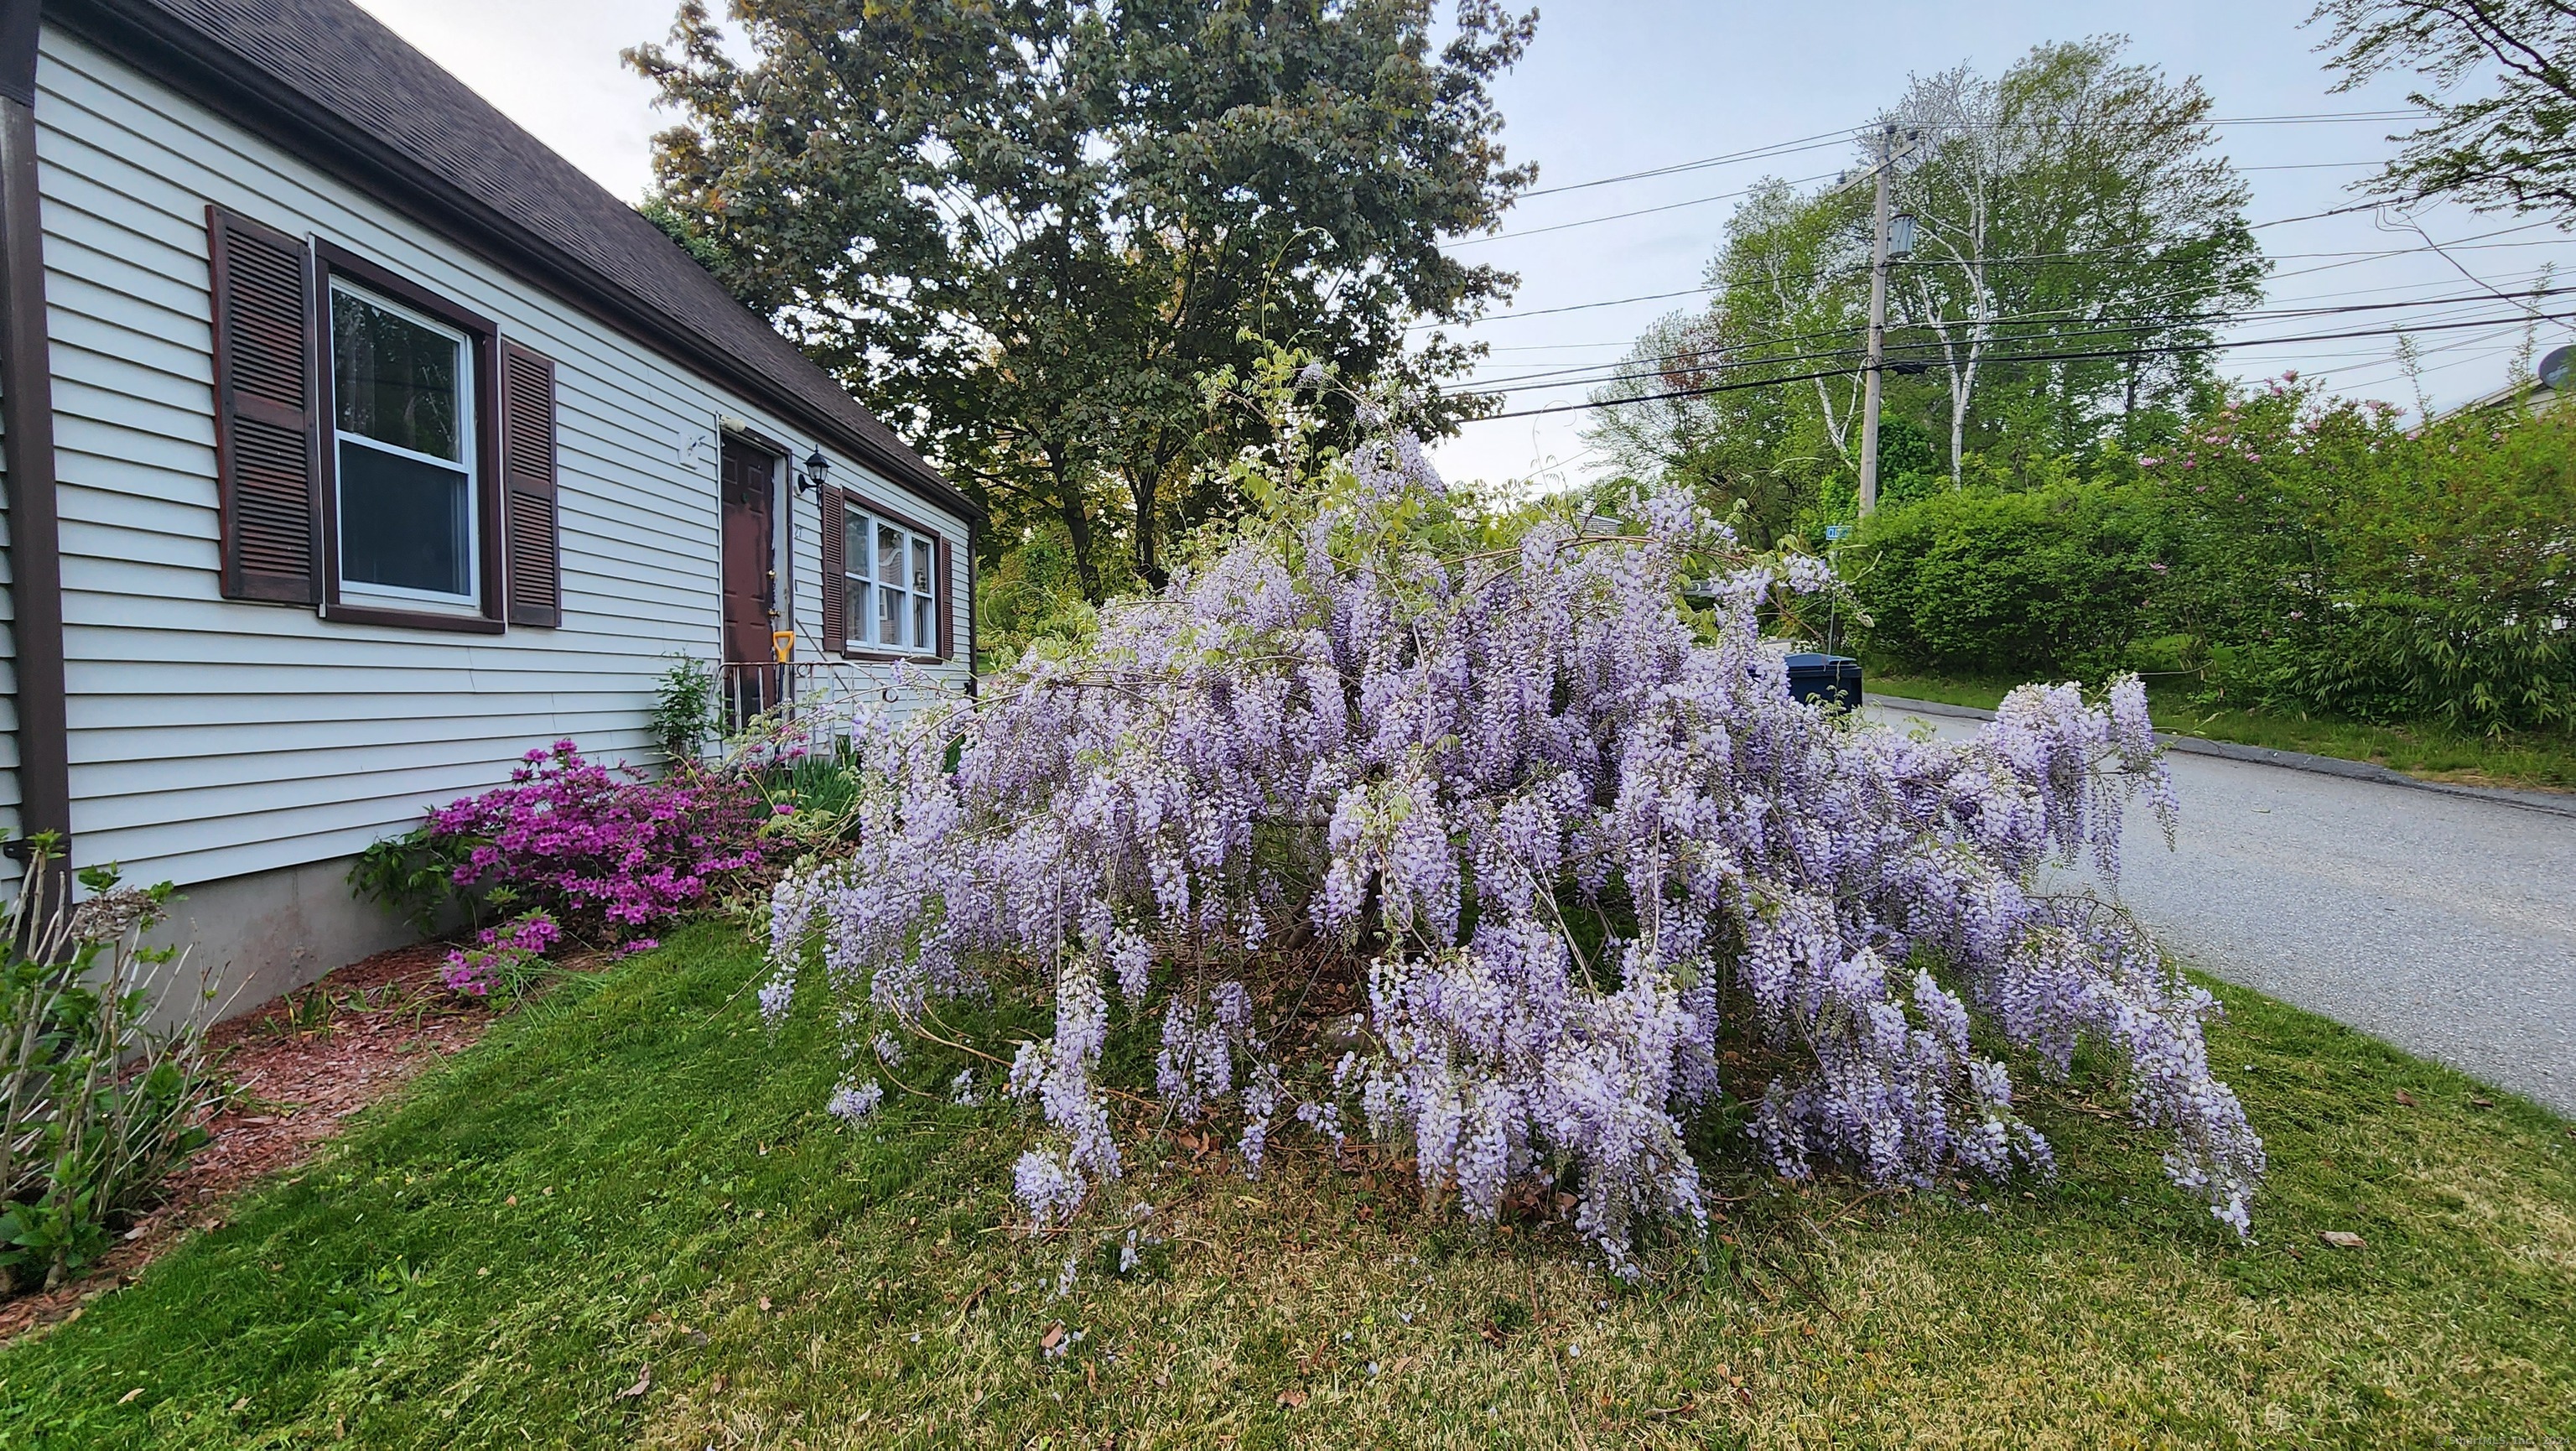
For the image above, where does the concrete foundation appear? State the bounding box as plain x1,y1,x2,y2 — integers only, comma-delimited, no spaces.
136,856,420,1032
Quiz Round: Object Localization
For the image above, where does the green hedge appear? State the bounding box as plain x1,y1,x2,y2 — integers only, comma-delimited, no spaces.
2139,388,2576,733
1833,386,2576,732
1844,484,2154,679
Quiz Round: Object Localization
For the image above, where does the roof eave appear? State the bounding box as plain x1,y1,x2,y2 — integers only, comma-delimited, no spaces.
44,0,987,528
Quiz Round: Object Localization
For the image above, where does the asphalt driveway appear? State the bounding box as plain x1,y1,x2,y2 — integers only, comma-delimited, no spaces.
1869,700,2576,1117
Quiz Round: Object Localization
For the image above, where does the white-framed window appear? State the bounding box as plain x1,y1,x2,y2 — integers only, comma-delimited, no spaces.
842,504,940,654
329,279,478,608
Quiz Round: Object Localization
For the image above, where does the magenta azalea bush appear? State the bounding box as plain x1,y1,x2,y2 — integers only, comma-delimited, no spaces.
441,908,563,998
765,427,2262,1274
427,740,777,945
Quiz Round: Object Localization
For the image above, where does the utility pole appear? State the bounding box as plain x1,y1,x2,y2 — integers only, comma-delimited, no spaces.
1857,123,1896,519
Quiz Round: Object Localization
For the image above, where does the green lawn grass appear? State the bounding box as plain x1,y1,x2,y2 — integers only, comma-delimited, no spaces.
2,921,2569,1448
1868,670,2576,794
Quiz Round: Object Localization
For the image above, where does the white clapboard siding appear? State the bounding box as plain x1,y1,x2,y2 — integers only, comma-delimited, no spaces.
26,31,970,890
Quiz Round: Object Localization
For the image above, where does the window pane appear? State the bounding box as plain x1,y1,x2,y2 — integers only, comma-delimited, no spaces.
915,595,932,650
911,538,932,592
878,582,900,647
877,524,901,584
340,439,470,595
844,577,865,641
844,509,868,580
332,289,460,460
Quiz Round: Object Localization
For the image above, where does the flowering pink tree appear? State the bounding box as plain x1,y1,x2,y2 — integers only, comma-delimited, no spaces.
767,424,2261,1273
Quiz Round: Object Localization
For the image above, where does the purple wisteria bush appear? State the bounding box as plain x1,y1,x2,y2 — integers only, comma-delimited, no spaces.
765,410,2263,1272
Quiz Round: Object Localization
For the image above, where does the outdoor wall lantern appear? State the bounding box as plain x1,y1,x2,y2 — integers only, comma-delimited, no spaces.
797,449,830,495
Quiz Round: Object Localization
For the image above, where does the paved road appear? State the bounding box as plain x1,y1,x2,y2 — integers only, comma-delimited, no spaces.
1868,702,2576,1117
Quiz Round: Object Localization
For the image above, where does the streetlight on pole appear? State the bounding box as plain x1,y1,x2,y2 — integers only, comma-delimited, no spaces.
1855,125,1918,520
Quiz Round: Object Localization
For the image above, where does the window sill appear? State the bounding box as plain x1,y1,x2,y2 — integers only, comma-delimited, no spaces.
837,651,948,666
322,600,506,634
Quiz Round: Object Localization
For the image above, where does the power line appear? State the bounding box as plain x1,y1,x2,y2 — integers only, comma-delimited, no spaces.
2312,324,2535,395
1504,283,2555,399
1480,286,2565,399
1478,340,1641,352
1467,279,2540,395
2394,216,2558,321
1509,110,2438,202
1447,170,1841,248
1461,308,2576,422
1440,256,2568,396
1517,131,1854,200
1462,270,2573,395
1449,175,2391,255
1940,108,2438,127
1416,218,2567,335
1424,284,1721,327
1887,236,2566,356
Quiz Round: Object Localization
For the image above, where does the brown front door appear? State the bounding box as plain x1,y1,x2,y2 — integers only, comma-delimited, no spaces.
719,437,780,720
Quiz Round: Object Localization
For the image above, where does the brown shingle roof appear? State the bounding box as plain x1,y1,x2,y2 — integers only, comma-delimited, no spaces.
50,0,981,523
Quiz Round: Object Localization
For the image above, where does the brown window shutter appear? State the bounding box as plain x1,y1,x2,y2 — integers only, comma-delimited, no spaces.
817,485,846,653
205,206,319,604
500,341,561,627
936,533,955,659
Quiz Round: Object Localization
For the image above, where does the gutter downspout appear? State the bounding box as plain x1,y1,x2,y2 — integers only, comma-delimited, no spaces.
0,1,70,861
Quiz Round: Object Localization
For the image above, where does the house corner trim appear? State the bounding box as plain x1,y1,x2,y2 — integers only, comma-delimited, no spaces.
0,2,72,855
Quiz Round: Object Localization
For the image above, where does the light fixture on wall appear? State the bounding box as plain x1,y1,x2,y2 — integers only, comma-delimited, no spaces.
796,449,830,495
674,424,715,467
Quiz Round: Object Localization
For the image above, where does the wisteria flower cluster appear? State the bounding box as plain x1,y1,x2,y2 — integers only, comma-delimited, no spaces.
441,908,562,999
766,430,2262,1272
427,740,776,944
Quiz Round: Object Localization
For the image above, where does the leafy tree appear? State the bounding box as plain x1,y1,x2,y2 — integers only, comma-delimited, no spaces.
2312,0,2576,218
1584,180,1873,543
1874,414,1944,502
628,0,1533,597
1590,39,2262,528
1706,179,1874,477
1892,39,2267,477
973,516,1130,668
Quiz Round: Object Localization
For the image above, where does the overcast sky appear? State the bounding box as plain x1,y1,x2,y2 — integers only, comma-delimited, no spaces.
357,0,2574,491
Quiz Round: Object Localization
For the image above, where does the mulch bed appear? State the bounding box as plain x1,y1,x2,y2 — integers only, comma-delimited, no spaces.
0,938,510,1344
